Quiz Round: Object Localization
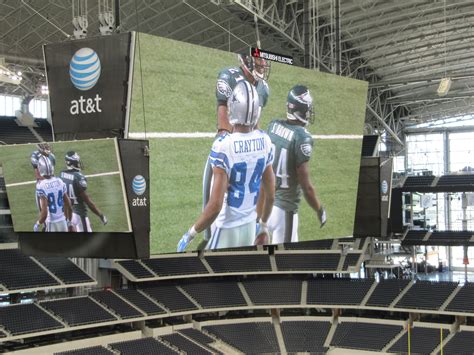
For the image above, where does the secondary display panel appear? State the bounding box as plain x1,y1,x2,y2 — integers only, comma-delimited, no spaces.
0,138,150,259
0,138,130,233
128,33,368,253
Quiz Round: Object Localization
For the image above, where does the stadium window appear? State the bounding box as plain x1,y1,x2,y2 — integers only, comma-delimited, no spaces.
392,155,405,173
449,131,474,173
0,94,21,117
406,133,444,175
28,98,48,119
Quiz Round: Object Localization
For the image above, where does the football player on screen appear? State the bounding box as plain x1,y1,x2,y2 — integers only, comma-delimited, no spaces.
31,142,56,210
178,81,275,252
34,155,73,232
265,85,326,244
59,151,107,232
199,52,271,247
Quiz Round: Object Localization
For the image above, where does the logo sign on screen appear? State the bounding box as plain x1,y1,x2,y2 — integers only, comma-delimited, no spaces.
132,175,147,207
251,47,293,65
69,48,101,91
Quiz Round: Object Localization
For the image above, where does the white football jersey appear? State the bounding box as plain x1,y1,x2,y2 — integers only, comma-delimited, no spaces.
209,130,274,229
36,177,67,223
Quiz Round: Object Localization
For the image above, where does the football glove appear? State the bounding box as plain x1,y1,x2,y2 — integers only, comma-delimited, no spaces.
255,221,269,237
34,222,41,232
100,214,108,225
67,220,76,232
177,231,195,253
317,206,327,228
177,226,198,253
255,221,269,245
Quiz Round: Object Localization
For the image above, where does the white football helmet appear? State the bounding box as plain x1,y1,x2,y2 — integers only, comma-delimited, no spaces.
38,155,54,177
228,81,261,126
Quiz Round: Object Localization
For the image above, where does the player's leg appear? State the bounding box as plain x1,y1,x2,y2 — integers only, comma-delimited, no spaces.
47,220,68,232
71,213,91,232
206,221,256,250
268,206,298,244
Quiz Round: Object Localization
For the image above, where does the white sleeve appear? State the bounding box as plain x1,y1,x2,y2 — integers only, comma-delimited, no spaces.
208,134,231,175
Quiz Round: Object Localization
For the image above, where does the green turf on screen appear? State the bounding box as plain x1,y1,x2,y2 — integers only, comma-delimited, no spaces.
0,139,130,233
129,33,368,254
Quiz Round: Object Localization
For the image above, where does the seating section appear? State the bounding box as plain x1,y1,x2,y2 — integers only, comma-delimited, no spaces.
178,328,216,346
283,239,334,250
242,278,302,305
445,283,474,313
0,303,63,335
35,257,94,284
205,254,272,273
55,346,114,355
33,118,53,142
116,260,155,279
142,284,198,312
204,322,279,354
159,333,213,354
437,174,474,187
403,175,435,188
307,278,374,305
366,279,410,307
180,280,247,308
89,291,144,319
109,337,177,355
429,230,473,243
343,253,362,270
281,320,330,353
395,281,457,310
40,297,117,326
443,330,474,354
331,322,402,351
403,229,428,242
0,249,59,290
275,253,340,271
142,256,209,277
388,327,448,354
0,117,38,144
115,289,166,315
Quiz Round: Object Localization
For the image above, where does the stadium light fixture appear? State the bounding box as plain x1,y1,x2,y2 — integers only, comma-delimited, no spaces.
437,0,451,97
0,64,22,85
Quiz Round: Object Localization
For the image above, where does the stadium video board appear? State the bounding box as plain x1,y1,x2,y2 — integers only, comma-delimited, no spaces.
0,138,150,258
127,33,368,254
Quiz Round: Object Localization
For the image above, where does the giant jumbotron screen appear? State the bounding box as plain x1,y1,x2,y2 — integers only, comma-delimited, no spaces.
128,33,368,254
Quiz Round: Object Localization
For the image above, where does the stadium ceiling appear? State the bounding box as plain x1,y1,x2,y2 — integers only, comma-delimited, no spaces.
1,0,474,142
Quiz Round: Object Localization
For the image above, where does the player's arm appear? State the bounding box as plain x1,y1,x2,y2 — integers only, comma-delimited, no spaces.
79,190,107,225
217,104,233,134
34,196,48,231
255,164,275,245
178,167,228,252
194,166,227,232
63,192,72,222
296,161,326,227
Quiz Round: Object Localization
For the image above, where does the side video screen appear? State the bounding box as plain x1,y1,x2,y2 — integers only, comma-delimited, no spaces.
129,33,368,253
0,138,131,234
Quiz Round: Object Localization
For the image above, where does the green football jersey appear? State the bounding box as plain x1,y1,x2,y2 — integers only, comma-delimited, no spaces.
267,119,314,212
60,169,88,217
216,66,269,107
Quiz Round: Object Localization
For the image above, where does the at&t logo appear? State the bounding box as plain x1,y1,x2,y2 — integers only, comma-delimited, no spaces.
69,47,103,115
132,175,147,207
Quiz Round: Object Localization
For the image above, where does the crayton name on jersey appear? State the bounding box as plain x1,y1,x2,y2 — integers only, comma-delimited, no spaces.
233,137,265,154
42,179,63,190
271,122,295,141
